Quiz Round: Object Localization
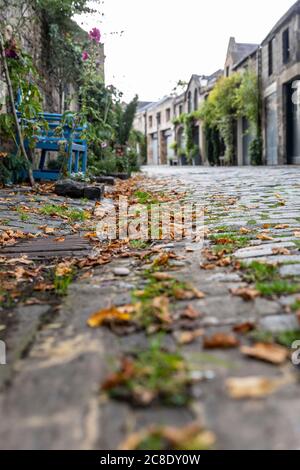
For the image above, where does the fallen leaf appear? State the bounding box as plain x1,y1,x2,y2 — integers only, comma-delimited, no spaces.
44,226,56,234
183,304,202,319
241,342,289,365
101,357,135,391
54,237,65,243
200,263,216,270
173,287,205,300
272,247,291,255
175,329,204,345
55,262,73,277
151,296,172,324
239,227,252,234
257,234,274,241
34,282,54,291
233,322,256,334
204,332,240,349
226,376,287,399
119,422,215,451
230,287,260,301
87,304,138,328
151,272,174,281
275,224,289,230
294,231,300,238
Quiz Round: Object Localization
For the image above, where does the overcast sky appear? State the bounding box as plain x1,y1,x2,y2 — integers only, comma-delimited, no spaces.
76,0,296,102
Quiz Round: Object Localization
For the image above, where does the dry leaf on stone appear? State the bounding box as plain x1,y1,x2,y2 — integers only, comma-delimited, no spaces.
174,287,205,301
55,262,73,277
44,226,56,234
183,304,202,320
151,296,172,324
226,376,287,399
274,224,289,230
203,332,240,349
233,322,256,334
256,234,274,241
272,247,291,255
294,231,300,238
241,342,289,365
151,272,174,281
119,422,215,451
239,227,252,234
87,304,138,328
101,357,135,391
54,237,65,243
200,263,216,270
174,329,204,345
230,287,260,301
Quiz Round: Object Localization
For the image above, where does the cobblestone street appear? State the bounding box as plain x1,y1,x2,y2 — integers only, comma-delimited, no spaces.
1,166,300,450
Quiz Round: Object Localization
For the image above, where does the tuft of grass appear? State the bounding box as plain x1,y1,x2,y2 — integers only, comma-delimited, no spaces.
250,329,300,348
256,280,300,296
40,204,89,222
134,191,159,205
243,261,278,283
291,299,300,312
54,273,74,296
105,336,191,407
130,239,151,250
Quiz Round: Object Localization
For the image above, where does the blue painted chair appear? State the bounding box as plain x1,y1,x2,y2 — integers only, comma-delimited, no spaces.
16,94,88,181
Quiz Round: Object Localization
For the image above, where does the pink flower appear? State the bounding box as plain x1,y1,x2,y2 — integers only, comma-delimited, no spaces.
89,27,101,43
82,51,89,61
101,142,108,149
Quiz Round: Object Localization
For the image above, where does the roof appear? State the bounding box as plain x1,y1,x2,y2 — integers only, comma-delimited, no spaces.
232,46,259,70
232,42,259,65
136,101,154,112
262,0,300,45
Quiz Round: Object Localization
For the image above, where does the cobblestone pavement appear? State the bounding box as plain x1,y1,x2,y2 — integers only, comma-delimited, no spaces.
1,166,300,450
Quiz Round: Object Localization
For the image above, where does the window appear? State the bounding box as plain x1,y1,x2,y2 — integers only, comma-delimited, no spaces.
194,89,198,110
166,108,171,121
179,104,183,115
226,66,230,77
187,91,192,113
156,112,161,125
268,39,274,76
149,115,153,127
282,28,290,64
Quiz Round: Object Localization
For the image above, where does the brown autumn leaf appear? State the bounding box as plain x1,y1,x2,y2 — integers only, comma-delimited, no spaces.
87,304,138,328
240,342,289,365
226,376,287,399
54,237,65,243
151,296,172,324
44,226,56,234
203,332,240,349
175,329,204,345
233,322,256,334
173,287,205,300
239,227,252,234
272,247,291,255
215,237,234,245
183,304,202,319
217,257,232,267
274,224,289,230
230,287,260,301
119,422,215,451
101,357,135,391
200,263,217,270
55,262,73,277
151,272,174,281
34,282,54,291
262,223,271,229
256,234,274,241
294,231,300,238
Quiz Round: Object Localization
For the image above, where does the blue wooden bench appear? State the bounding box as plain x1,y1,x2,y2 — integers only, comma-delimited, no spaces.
16,100,88,181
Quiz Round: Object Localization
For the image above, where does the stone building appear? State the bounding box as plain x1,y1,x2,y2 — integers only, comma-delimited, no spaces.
224,37,260,166
261,0,300,165
146,96,176,165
